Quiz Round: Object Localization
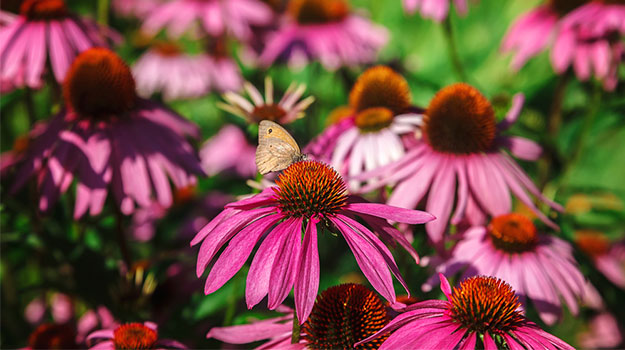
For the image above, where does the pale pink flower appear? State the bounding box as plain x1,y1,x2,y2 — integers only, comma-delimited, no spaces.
141,0,273,40
191,160,434,324
259,0,388,70
578,312,623,349
3,48,204,217
358,83,562,247
87,322,186,349
0,0,110,89
423,213,587,325
357,274,574,350
200,124,256,178
402,0,473,22
502,1,625,90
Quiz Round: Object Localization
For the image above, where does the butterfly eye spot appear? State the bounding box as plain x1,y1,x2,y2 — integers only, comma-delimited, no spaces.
268,128,273,134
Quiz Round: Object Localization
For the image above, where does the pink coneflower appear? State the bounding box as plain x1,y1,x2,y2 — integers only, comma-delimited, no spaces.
423,213,587,325
575,230,625,289
578,312,623,349
0,0,109,89
327,66,422,187
502,0,625,90
402,0,472,21
141,0,273,40
191,160,434,324
3,48,204,217
358,83,562,246
208,284,390,349
259,0,388,70
199,124,256,178
303,108,355,163
218,76,314,125
87,322,186,349
358,274,574,350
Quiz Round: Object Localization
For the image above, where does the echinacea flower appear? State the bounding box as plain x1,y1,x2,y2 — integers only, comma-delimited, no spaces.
191,160,434,324
199,124,256,178
402,0,472,21
208,283,390,349
578,312,623,349
3,48,205,217
328,66,423,187
87,322,186,349
141,0,273,40
575,230,625,289
0,0,110,89
358,274,574,350
423,213,587,325
502,0,625,90
259,0,388,70
358,83,562,246
218,76,314,125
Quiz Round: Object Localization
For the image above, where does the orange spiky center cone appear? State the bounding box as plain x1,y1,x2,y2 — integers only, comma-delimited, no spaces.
288,0,349,24
113,323,158,350
20,0,68,20
488,213,539,253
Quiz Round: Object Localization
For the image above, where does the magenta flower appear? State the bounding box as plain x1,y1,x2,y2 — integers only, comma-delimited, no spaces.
402,0,473,21
141,0,273,40
358,83,562,246
87,322,186,349
0,0,110,89
259,0,388,70
3,48,204,217
191,160,434,324
303,114,355,163
423,213,587,325
575,230,625,289
358,274,574,350
200,124,256,178
502,1,625,90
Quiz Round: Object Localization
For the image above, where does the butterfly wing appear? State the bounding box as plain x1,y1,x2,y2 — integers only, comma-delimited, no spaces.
258,120,301,153
256,121,301,174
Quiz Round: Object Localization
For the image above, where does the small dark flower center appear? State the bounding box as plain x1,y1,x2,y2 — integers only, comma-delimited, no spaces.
303,284,389,349
354,107,394,133
152,42,182,57
28,323,77,350
575,230,610,257
20,0,68,20
274,160,347,218
288,0,349,24
251,104,287,122
350,66,412,116
448,276,525,334
63,48,137,119
488,214,538,253
113,323,158,350
549,0,590,16
424,83,496,154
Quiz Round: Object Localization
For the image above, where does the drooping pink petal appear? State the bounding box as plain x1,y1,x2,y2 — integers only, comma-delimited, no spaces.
344,202,435,224
267,217,304,309
294,218,320,325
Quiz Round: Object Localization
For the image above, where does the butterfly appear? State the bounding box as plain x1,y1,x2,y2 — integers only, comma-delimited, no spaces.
256,120,307,175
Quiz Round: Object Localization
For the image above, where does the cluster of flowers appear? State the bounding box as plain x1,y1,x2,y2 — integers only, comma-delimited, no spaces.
1,0,624,348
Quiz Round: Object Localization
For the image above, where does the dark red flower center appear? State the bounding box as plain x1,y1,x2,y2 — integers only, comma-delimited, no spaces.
113,323,158,350
424,83,496,154
288,0,349,24
549,0,590,16
20,0,68,20
575,230,610,257
448,276,525,334
488,214,538,253
354,107,394,133
251,104,287,122
152,42,182,57
274,160,347,218
350,66,412,118
303,284,389,349
28,323,77,350
63,48,137,119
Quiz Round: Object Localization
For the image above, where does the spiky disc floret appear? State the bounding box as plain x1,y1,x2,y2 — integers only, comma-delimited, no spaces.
274,160,347,218
448,276,525,334
113,323,158,350
303,284,389,349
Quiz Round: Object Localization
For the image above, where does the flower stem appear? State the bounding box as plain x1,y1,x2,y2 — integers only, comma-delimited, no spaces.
291,314,301,344
442,16,468,82
97,0,109,27
115,209,132,269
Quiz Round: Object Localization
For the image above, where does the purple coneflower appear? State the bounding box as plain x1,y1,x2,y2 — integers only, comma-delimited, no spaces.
199,124,256,178
259,0,388,70
208,283,390,349
575,230,625,289
502,0,625,90
423,213,587,325
578,312,623,349
87,322,186,349
218,76,314,125
3,48,204,217
141,0,273,40
402,0,473,21
358,83,562,246
358,274,574,350
191,160,434,324
0,0,109,89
